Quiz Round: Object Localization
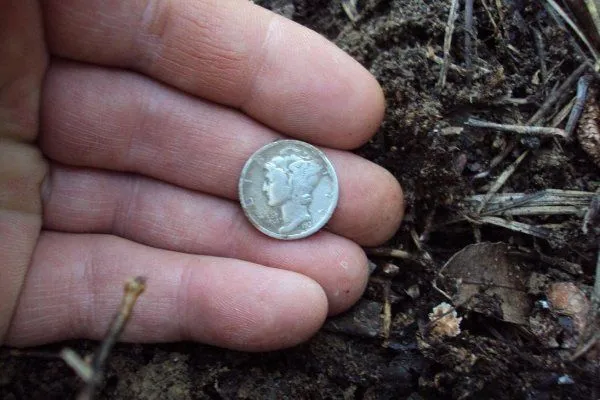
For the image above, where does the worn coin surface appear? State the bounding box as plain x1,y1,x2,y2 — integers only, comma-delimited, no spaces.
239,140,339,240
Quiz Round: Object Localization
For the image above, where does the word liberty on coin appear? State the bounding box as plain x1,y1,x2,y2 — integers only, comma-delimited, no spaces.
239,140,339,240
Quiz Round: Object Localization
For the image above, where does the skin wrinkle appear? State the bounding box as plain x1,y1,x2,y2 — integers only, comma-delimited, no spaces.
117,70,244,191
11,236,61,343
238,12,278,113
126,78,167,171
214,273,273,347
121,78,150,171
78,233,98,339
112,173,136,237
137,0,255,100
176,257,194,342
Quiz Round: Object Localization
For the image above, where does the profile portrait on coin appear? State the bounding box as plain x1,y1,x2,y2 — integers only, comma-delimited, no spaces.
262,149,323,234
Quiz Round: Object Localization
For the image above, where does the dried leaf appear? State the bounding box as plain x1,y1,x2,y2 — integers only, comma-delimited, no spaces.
439,242,530,325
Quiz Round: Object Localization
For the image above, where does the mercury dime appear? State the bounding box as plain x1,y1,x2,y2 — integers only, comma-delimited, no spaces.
239,140,339,240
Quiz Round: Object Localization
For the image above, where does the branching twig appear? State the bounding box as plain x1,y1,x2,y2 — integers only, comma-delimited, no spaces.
61,276,147,400
528,62,589,125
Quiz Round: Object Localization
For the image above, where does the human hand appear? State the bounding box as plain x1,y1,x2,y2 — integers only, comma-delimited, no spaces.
1,0,403,351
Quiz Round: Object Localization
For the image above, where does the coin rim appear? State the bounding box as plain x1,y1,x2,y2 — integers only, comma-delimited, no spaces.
238,139,339,240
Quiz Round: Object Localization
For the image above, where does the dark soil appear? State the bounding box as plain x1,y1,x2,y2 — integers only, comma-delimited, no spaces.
2,0,599,399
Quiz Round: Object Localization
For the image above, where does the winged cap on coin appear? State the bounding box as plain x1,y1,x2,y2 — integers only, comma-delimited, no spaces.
239,140,339,240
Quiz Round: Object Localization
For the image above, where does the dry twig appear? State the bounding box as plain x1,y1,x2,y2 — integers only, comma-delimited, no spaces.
61,276,147,400
474,216,554,240
466,118,569,138
480,0,500,38
545,0,600,66
533,28,548,85
475,151,529,214
551,95,577,127
511,247,583,276
464,0,475,86
341,0,360,23
437,0,460,90
381,280,392,344
529,62,589,125
565,74,593,136
365,247,431,266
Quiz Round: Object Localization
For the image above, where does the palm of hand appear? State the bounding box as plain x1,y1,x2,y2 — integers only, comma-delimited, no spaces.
0,0,403,351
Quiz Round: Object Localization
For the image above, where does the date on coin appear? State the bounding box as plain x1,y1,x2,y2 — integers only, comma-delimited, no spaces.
239,140,339,240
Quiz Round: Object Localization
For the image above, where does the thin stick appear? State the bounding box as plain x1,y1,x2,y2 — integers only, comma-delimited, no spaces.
533,28,548,85
543,2,600,79
381,280,392,342
476,151,529,214
365,247,427,265
464,0,475,86
480,0,500,38
62,276,147,400
528,62,589,125
494,0,505,29
426,46,492,79
584,0,600,39
570,332,600,361
90,277,146,374
437,0,460,90
476,215,554,240
545,0,600,64
594,247,600,305
474,63,588,180
551,95,577,127
341,0,360,23
565,74,592,136
466,118,569,138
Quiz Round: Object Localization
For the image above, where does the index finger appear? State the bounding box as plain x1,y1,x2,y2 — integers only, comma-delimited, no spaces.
42,0,385,149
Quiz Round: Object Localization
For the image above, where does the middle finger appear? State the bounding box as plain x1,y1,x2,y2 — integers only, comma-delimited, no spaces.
41,61,403,245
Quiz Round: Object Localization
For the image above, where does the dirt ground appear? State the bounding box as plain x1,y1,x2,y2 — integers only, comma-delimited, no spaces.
2,0,600,399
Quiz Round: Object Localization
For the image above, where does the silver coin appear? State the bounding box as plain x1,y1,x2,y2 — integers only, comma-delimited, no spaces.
239,140,339,240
